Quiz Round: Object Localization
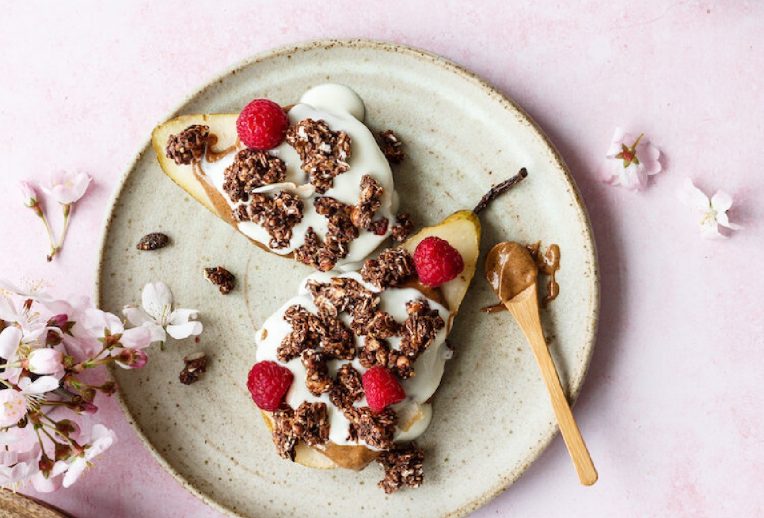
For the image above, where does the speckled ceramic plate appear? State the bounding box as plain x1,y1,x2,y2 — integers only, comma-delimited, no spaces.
97,39,598,518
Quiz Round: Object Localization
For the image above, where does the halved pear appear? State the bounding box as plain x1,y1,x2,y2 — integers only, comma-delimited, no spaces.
151,114,238,225
264,209,481,471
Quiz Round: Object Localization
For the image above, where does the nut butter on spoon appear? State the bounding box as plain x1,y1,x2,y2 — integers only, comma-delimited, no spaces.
485,242,598,486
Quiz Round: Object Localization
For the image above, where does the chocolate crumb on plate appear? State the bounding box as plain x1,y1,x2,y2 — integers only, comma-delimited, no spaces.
179,352,208,385
136,232,170,251
377,130,405,163
203,266,236,294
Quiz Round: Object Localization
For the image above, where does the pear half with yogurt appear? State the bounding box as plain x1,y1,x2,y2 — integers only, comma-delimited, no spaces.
151,84,399,269
258,210,481,470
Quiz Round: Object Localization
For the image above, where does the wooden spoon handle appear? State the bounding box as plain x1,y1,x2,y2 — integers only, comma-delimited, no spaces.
507,298,598,486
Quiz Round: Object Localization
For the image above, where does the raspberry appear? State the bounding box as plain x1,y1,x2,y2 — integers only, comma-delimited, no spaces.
412,236,465,287
236,99,289,150
246,361,293,411
362,366,405,413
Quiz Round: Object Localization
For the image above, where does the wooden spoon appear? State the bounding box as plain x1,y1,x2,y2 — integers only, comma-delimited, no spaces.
485,241,597,485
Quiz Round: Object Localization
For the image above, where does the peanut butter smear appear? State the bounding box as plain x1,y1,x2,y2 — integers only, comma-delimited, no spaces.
484,241,538,303
481,241,561,312
527,242,561,306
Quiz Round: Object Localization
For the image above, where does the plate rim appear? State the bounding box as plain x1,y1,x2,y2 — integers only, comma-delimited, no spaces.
95,38,600,518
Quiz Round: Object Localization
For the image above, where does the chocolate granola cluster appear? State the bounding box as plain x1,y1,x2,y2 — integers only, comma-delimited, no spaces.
233,192,304,249
165,125,210,165
377,129,405,164
376,443,424,493
294,174,387,271
271,402,330,460
286,118,351,193
222,149,287,203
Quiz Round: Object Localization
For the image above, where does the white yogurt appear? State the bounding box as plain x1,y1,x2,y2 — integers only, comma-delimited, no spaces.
200,84,397,267
254,271,451,448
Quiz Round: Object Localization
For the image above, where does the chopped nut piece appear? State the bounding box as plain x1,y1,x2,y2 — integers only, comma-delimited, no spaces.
377,130,405,163
222,149,286,203
166,125,209,165
203,266,235,294
390,212,414,243
360,248,415,289
136,232,170,251
377,443,424,493
179,352,208,385
301,350,332,396
286,119,351,193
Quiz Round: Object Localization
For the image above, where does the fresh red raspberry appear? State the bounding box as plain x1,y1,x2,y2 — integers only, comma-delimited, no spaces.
412,236,465,287
236,99,289,150
362,366,405,413
247,361,293,411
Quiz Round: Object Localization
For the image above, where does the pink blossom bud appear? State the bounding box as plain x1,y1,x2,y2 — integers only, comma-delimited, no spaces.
116,348,148,369
19,181,38,208
27,348,64,375
47,314,69,328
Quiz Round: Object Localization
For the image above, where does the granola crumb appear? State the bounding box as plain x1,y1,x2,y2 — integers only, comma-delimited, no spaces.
399,299,446,361
377,130,405,163
390,212,414,243
376,443,424,493
203,266,236,294
166,125,209,165
136,232,170,251
179,352,208,385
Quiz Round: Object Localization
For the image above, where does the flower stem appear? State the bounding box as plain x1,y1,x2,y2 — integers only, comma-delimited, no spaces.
37,209,60,262
49,203,73,260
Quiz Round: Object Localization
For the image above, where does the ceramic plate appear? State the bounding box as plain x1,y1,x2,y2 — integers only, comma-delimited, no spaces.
97,39,598,517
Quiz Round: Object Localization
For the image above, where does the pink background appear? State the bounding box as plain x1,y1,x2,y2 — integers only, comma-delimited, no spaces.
2,1,762,516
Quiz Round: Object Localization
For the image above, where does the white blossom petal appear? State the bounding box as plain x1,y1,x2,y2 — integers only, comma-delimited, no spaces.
168,308,199,325
605,127,627,157
716,212,742,230
0,297,18,321
120,326,152,349
166,321,203,340
677,178,710,211
141,282,173,322
0,326,22,359
122,306,153,327
19,375,60,394
62,457,87,488
710,190,733,212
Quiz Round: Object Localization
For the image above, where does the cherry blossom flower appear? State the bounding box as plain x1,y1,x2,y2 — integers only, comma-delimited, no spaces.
677,178,742,239
123,281,203,345
62,424,115,488
82,308,152,350
0,390,27,428
43,171,92,205
603,127,662,190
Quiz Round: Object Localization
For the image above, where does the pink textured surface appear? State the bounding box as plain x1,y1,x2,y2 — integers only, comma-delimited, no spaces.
1,1,762,517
